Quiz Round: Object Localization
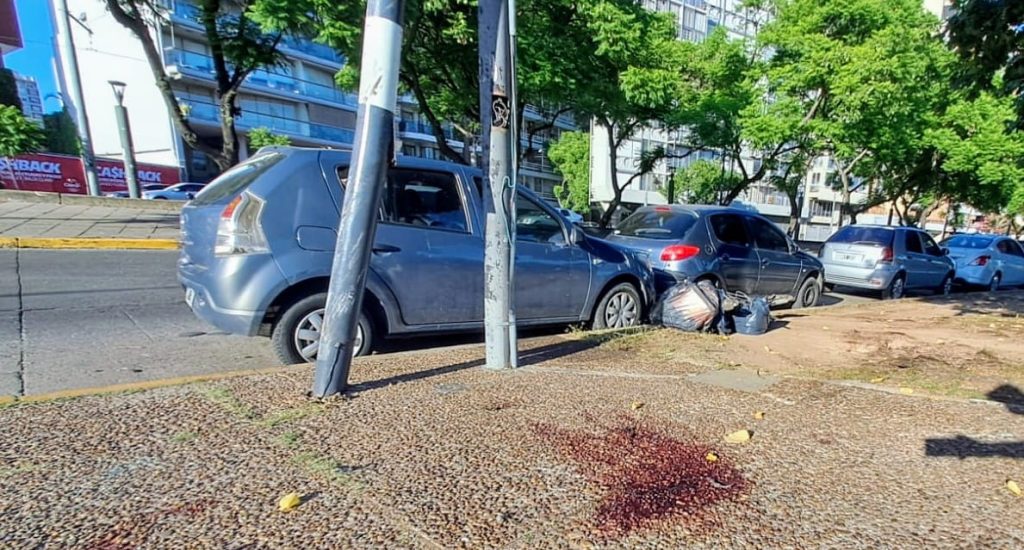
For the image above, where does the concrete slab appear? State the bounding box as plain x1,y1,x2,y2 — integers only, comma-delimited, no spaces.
688,368,781,393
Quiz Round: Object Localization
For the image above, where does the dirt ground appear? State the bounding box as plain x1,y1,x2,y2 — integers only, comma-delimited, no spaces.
1,293,1022,548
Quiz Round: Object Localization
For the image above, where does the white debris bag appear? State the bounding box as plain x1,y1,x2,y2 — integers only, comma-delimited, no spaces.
652,280,722,332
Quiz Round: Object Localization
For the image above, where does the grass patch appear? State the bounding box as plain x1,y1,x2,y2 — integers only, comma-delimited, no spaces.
199,386,256,420
277,431,301,448
259,403,327,428
291,451,363,488
170,431,198,443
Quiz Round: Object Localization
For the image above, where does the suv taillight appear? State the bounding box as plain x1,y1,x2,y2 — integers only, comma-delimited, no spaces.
661,244,700,262
877,247,894,264
215,192,268,255
970,255,990,267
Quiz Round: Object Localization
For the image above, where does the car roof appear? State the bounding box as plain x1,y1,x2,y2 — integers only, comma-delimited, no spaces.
631,204,756,216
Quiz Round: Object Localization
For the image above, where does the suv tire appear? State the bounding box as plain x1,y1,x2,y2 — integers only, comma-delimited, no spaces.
271,292,374,365
882,274,906,300
793,276,822,308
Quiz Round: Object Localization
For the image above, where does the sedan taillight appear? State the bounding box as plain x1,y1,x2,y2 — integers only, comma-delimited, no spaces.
970,255,990,267
661,244,700,262
215,192,269,256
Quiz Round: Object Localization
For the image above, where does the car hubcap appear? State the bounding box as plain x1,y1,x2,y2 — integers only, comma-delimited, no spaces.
294,308,363,362
892,279,904,299
605,292,638,328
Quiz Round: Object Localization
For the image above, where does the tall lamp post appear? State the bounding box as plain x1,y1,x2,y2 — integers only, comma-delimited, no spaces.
109,81,141,199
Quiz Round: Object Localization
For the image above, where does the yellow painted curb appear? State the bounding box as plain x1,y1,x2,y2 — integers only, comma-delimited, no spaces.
4,364,305,406
0,237,179,250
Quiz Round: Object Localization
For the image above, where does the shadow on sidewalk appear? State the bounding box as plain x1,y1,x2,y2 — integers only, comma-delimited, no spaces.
924,384,1024,459
351,337,610,393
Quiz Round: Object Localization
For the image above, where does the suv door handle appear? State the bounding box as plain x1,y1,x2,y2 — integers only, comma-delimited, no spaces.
372,244,401,255
761,258,770,266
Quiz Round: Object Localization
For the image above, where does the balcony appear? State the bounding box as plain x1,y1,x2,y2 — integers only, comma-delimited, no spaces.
398,120,458,141
181,99,354,145
164,49,356,108
167,1,343,65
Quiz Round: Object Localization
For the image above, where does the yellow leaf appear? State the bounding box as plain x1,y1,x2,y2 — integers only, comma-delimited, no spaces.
724,429,752,444
822,326,830,331
630,401,644,411
705,452,718,463
899,387,914,395
1008,480,1022,497
278,492,302,512
753,411,765,420
870,376,887,384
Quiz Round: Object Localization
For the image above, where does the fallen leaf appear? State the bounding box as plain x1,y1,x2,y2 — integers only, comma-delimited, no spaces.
705,452,718,463
822,326,830,331
1008,480,1022,497
724,429,752,444
278,492,302,512
630,401,644,411
989,323,997,329
899,387,914,395
753,411,765,420
870,376,887,384
763,345,772,353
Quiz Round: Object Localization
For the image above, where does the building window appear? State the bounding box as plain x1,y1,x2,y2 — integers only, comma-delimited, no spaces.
810,199,834,218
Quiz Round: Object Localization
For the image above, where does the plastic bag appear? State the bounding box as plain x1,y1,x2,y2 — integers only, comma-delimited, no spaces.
733,296,772,335
653,280,722,332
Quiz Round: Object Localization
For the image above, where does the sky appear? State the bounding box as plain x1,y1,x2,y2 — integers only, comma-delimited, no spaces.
5,0,60,113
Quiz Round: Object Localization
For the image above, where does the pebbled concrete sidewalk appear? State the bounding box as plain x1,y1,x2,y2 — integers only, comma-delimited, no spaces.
0,201,180,244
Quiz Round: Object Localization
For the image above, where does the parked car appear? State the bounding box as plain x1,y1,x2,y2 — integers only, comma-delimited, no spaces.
820,225,955,299
103,184,167,198
940,234,1024,291
144,182,205,201
605,205,825,308
178,147,656,364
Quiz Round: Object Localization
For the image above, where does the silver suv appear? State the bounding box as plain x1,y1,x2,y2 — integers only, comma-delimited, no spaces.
820,225,956,299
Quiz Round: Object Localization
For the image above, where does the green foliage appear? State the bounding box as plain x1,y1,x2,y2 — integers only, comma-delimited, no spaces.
42,109,81,156
0,69,21,111
671,160,742,205
0,105,44,157
947,0,1024,128
247,127,291,152
548,131,591,213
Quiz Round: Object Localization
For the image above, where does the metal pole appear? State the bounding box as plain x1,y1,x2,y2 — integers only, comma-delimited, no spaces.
110,82,141,199
313,0,405,397
54,0,100,197
483,1,514,370
506,0,519,368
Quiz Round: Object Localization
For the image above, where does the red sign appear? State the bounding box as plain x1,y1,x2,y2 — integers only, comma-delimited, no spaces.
0,152,181,194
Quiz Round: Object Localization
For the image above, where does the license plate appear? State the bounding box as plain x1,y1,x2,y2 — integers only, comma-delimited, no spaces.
837,253,862,262
185,287,196,308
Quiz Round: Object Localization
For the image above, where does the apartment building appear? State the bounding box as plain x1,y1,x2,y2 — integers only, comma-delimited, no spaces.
50,0,568,195
14,73,43,122
0,0,21,67
589,0,770,223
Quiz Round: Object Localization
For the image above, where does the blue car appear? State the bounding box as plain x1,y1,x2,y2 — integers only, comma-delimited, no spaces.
178,147,655,364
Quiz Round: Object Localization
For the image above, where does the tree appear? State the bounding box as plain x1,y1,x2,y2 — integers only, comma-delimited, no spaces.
755,0,953,224
0,105,44,157
946,0,1024,129
104,0,286,172
42,108,81,156
670,159,743,205
0,69,21,111
548,131,590,213
247,126,291,153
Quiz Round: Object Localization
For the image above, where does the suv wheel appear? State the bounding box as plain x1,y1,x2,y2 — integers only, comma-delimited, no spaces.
937,274,954,297
271,292,374,364
793,276,822,308
593,283,642,329
882,275,906,300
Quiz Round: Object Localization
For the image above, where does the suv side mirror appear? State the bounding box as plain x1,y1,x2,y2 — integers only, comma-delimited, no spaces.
570,225,586,245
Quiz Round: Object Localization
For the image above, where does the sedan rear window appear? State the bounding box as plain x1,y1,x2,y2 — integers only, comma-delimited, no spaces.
940,235,993,249
614,209,698,240
827,226,894,247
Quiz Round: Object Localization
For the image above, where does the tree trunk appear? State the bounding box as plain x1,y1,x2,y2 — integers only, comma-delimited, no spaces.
598,124,621,229
786,189,800,236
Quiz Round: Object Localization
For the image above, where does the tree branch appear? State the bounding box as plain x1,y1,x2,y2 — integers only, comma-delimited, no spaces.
402,70,469,165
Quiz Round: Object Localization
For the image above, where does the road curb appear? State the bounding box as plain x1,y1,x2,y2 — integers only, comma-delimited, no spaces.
0,236,179,250
3,364,305,406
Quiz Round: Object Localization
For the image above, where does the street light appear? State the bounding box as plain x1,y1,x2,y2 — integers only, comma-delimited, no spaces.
109,80,141,199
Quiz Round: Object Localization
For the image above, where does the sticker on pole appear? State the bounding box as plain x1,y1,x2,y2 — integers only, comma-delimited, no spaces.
358,16,402,112
491,95,510,129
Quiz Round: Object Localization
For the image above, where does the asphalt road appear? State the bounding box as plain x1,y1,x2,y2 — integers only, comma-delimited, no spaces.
0,249,882,397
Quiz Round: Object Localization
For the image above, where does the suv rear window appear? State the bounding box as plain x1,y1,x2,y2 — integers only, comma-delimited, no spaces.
827,226,894,247
191,152,283,205
615,209,698,240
